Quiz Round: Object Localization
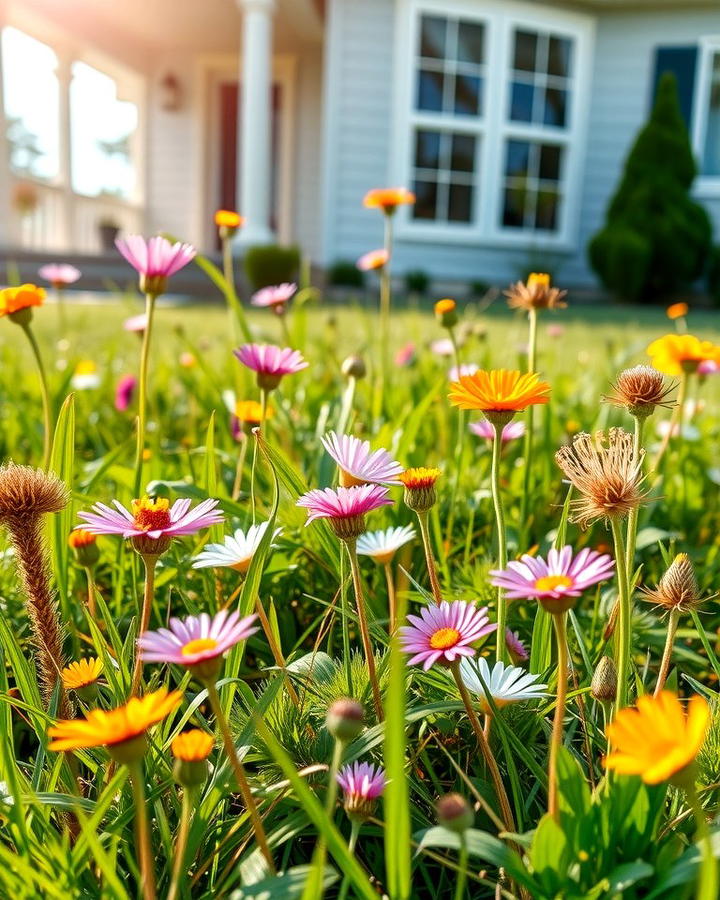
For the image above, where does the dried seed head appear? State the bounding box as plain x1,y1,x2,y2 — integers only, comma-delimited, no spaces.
504,273,567,312
0,463,69,522
603,366,676,418
641,553,706,614
555,428,648,529
590,655,617,703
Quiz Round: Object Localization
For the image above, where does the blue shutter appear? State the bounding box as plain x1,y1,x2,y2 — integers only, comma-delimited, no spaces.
650,46,698,128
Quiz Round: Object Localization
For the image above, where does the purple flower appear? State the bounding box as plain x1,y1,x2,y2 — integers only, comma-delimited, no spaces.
234,343,308,390
116,235,196,279
321,431,403,487
38,263,81,287
490,546,615,602
77,496,223,542
470,420,526,442
115,374,137,411
505,628,529,663
399,600,496,670
251,283,297,309
139,609,258,667
336,761,386,819
297,484,393,526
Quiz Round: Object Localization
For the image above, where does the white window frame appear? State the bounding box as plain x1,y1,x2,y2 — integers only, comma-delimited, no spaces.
691,35,720,198
391,0,595,250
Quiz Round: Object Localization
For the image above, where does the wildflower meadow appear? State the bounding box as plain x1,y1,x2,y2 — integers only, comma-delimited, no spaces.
2,198,720,899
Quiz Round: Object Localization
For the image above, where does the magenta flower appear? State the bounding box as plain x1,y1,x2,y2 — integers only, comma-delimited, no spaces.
138,609,258,669
38,263,81,287
321,431,403,487
297,484,392,527
337,761,386,805
470,420,526,442
116,235,196,295
76,496,223,555
251,282,297,309
395,342,416,367
399,600,496,670
506,628,529,663
490,547,615,608
234,343,308,391
699,359,720,376
115,374,137,411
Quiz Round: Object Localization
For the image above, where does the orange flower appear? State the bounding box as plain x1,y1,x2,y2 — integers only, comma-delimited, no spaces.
68,528,96,549
646,334,720,375
48,687,181,753
434,298,456,315
449,370,551,415
62,657,103,691
399,467,441,490
605,691,709,785
172,729,213,762
666,302,689,320
357,249,389,271
0,284,45,318
363,187,415,215
214,209,244,229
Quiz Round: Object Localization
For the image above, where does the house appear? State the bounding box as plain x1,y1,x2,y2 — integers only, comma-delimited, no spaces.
0,0,718,290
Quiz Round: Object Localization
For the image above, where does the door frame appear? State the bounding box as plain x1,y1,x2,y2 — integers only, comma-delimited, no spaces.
193,52,297,251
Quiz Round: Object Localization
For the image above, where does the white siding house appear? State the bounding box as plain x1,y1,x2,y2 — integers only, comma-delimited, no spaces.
1,0,718,290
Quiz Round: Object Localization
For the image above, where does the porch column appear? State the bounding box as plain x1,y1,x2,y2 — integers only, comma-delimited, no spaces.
0,2,12,248
234,0,275,248
56,52,74,251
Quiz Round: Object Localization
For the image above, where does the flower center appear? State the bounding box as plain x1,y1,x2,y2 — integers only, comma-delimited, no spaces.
181,638,219,657
535,574,573,592
230,556,253,573
132,496,171,531
429,627,461,650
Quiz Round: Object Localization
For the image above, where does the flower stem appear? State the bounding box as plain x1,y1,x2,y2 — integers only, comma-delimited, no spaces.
491,423,509,661
654,607,680,696
253,595,300,706
337,819,362,900
624,415,645,580
548,612,568,821
416,510,443,605
346,539,383,721
451,664,515,834
129,761,156,900
453,833,469,900
686,781,719,900
206,681,276,873
611,518,632,713
84,566,96,619
131,554,158,696
519,308,538,548
167,787,193,900
134,292,157,496
20,321,52,469
339,545,353,697
652,370,688,473
337,376,357,437
231,437,248,501
384,561,397,634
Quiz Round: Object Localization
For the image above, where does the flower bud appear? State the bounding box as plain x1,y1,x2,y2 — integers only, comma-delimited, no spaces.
326,698,365,742
434,298,458,329
591,655,617,703
436,793,474,833
172,729,213,787
68,529,100,569
341,355,367,380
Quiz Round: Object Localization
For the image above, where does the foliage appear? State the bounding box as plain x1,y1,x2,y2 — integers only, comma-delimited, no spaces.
404,270,430,295
243,244,301,291
327,261,365,289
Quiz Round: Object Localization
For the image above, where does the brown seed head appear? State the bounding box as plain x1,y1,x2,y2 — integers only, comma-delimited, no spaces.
0,463,69,522
603,365,676,418
504,274,567,312
554,428,648,529
590,655,618,703
641,553,707,614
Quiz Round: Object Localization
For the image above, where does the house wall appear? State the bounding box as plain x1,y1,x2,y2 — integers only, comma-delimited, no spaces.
320,0,720,288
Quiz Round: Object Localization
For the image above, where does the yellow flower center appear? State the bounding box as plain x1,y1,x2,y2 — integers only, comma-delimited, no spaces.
429,627,461,650
535,574,573,592
339,468,365,488
181,638,219,657
132,496,171,531
527,272,550,290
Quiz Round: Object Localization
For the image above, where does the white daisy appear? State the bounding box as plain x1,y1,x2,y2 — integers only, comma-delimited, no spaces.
356,525,416,565
459,657,548,713
192,522,282,573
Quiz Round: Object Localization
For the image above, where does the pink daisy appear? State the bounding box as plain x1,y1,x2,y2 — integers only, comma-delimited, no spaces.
357,249,389,272
431,338,455,357
115,374,137,411
297,484,392,526
251,282,297,309
337,761,386,814
470,420,526,442
490,547,614,608
321,431,403,487
506,628,529,663
38,263,81,287
399,600,496,670
234,343,308,391
395,343,416,367
116,235,196,279
123,313,148,333
698,359,720,376
138,609,258,668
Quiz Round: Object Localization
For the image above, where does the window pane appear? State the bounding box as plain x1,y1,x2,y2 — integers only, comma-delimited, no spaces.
513,31,537,72
2,27,59,179
420,15,446,59
415,129,441,169
454,74,481,116
448,182,473,221
539,144,562,181
547,36,572,77
502,186,527,227
510,81,534,122
535,189,559,230
543,88,567,127
450,133,476,172
417,69,445,111
506,140,530,177
413,179,438,219
702,53,720,176
457,21,484,64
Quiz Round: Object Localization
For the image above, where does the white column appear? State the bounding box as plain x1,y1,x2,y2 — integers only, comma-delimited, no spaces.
0,3,12,248
56,52,74,251
234,0,275,248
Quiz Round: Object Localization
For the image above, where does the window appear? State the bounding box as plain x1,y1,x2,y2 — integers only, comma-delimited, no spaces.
700,50,720,177
409,13,486,225
397,3,591,244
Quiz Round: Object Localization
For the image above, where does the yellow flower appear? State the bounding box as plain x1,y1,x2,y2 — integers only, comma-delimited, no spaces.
214,209,244,229
0,284,45,318
647,334,720,375
363,187,415,214
172,729,214,762
61,657,103,691
398,467,441,490
666,302,689,320
48,687,182,752
74,360,96,376
235,400,273,423
605,691,709,784
449,370,551,414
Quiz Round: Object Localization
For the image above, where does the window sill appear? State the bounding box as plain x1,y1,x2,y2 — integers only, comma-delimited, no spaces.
394,221,576,252
693,178,720,200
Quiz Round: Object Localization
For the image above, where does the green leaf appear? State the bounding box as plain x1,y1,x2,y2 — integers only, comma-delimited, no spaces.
48,393,75,618
230,865,338,899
